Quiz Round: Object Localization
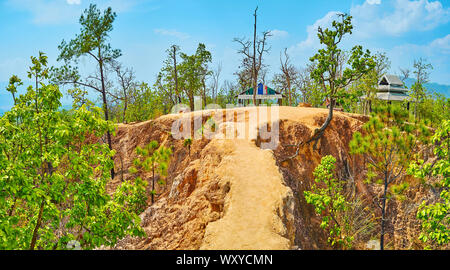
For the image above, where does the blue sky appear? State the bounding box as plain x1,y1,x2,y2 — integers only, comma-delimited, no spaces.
1,0,449,111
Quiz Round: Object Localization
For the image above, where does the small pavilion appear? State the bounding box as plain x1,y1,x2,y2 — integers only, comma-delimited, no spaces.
376,74,410,103
361,74,410,111
235,83,285,106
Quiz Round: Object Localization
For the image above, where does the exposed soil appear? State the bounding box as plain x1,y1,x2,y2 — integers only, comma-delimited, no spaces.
107,106,439,250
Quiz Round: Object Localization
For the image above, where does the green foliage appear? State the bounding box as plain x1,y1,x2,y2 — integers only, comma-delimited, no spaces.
123,83,164,122
408,120,449,247
350,105,427,167
413,90,450,127
184,138,192,156
178,43,212,110
153,45,181,110
350,105,429,186
130,140,172,204
54,3,121,123
309,13,375,105
0,53,145,250
351,69,378,114
68,87,95,110
6,75,23,105
57,4,121,63
350,105,430,249
304,155,354,249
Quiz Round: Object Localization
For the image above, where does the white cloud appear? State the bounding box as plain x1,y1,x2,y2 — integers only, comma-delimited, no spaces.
388,34,450,84
289,11,339,53
351,0,450,37
268,29,289,40
429,34,450,54
366,0,381,4
154,29,190,40
66,0,80,5
391,34,450,57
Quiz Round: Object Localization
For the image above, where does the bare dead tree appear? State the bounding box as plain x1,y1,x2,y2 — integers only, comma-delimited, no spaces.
170,45,181,103
210,62,222,103
111,61,136,123
234,56,253,91
413,57,433,85
255,31,272,92
279,48,300,106
399,68,410,84
295,62,318,104
374,52,391,78
222,80,238,104
233,6,271,105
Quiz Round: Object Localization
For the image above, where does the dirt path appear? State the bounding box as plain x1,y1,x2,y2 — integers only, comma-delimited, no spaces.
200,139,294,250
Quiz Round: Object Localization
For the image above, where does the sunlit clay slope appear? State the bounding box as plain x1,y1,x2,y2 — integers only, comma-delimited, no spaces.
109,106,369,250
199,139,294,250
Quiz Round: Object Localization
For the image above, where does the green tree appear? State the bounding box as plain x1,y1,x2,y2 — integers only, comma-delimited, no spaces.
408,120,449,248
410,58,433,120
6,75,22,106
0,54,145,250
350,105,430,250
356,52,391,115
67,87,95,110
54,4,121,179
304,155,376,249
429,92,450,126
304,156,354,248
130,141,172,204
155,45,182,109
308,13,375,148
124,82,164,122
178,43,212,111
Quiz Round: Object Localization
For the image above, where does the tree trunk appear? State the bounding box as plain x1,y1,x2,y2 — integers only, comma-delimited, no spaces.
173,46,181,103
287,79,292,106
29,199,45,250
189,93,194,112
414,97,418,120
8,197,17,216
123,94,128,124
252,7,258,106
99,59,115,180
202,79,207,109
151,163,155,204
307,98,335,148
380,174,388,250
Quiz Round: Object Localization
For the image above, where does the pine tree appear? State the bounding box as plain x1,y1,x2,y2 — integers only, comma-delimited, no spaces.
350,105,430,250
130,141,172,204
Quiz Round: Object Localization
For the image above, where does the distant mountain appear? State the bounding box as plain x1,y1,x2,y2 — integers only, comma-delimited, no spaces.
404,78,450,97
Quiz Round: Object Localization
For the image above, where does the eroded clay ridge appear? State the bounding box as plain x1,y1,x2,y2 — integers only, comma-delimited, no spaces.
109,106,367,250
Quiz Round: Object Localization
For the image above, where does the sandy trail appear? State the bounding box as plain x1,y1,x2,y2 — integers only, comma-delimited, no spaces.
200,139,293,250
